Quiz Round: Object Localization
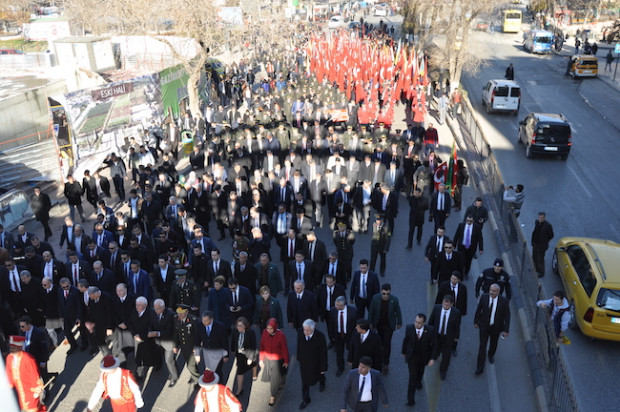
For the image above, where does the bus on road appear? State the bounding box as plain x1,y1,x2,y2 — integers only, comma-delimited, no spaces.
502,9,522,33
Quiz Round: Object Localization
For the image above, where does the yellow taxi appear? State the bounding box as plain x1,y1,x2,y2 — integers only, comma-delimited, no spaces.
552,237,620,341
569,55,598,78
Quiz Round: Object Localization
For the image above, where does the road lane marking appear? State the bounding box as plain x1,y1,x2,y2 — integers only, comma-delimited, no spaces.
568,166,593,198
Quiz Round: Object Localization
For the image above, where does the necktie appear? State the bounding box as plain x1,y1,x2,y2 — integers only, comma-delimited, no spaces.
442,311,448,335
0,234,4,248
215,261,219,273
447,254,451,261
297,294,301,300
340,311,345,335
297,264,302,280
360,274,366,299
125,263,130,280
91,249,95,258
133,273,138,292
358,376,366,401
73,265,79,285
207,325,211,336
158,313,162,323
310,242,315,261
327,287,331,310
281,188,285,202
233,292,238,307
298,218,302,228
330,263,334,275
11,270,19,291
238,332,244,349
439,193,444,210
110,253,115,268
465,225,471,248
490,297,497,326
64,290,68,298
289,240,294,258
98,235,103,246
417,329,422,339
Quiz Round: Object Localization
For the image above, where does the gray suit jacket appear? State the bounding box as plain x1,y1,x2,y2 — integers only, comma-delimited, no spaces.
341,368,388,411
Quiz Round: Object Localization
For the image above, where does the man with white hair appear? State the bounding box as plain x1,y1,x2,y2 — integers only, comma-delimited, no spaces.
129,296,157,380
149,299,179,386
87,355,144,412
296,318,328,409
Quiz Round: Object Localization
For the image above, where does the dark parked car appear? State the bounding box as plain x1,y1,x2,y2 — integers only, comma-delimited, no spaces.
517,112,572,160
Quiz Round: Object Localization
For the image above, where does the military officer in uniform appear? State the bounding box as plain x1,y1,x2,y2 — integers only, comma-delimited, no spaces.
173,304,201,386
370,215,391,277
474,258,512,300
169,269,201,314
333,222,355,281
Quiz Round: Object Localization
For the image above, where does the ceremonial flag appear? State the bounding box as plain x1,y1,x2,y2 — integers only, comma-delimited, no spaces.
446,141,459,196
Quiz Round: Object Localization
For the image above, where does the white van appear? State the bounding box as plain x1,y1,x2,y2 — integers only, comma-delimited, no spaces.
482,79,521,115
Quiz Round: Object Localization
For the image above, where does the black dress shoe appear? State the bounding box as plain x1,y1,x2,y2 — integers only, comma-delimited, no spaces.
319,382,325,392
475,369,483,376
336,368,343,377
452,350,457,357
406,245,412,249
89,347,99,355
488,355,494,364
299,399,311,409
417,240,421,245
169,379,177,387
406,401,416,406
440,372,447,380
416,383,423,390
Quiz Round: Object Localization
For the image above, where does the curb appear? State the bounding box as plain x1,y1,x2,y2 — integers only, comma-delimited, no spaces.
446,116,550,412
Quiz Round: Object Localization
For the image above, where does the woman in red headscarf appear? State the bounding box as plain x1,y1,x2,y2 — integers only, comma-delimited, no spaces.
259,318,289,406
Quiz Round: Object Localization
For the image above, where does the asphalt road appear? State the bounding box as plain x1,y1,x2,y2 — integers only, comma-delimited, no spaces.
461,21,620,412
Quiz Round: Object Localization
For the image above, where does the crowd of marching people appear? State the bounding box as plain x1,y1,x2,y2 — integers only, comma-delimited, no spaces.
0,19,514,412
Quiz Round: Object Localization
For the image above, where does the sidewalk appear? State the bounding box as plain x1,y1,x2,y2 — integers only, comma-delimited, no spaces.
555,42,620,131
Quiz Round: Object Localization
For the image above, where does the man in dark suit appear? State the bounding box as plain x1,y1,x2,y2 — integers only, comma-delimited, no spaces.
340,356,389,412
1,257,27,315
424,227,446,283
89,261,116,295
474,284,510,375
91,223,115,250
128,260,152,302
287,280,318,329
406,188,429,248
350,259,380,319
428,295,462,380
225,278,254,326
111,283,136,366
367,284,403,372
292,208,313,238
371,184,399,231
287,250,314,291
433,240,464,285
430,183,451,232
128,237,152,274
321,250,347,289
531,212,554,278
65,252,90,286
58,277,82,354
84,238,110,268
436,271,468,318
154,255,175,306
194,311,229,377
348,318,383,371
297,319,328,409
149,299,179,386
316,274,345,346
206,249,233,288
401,313,437,406
40,277,62,346
69,224,91,258
40,251,66,284
329,296,357,376
84,286,114,355
233,251,258,296
14,224,34,257
453,215,484,278
129,296,158,379
18,315,49,375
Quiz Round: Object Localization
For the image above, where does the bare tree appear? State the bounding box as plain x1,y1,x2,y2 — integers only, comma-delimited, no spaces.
0,0,33,27
400,0,499,89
